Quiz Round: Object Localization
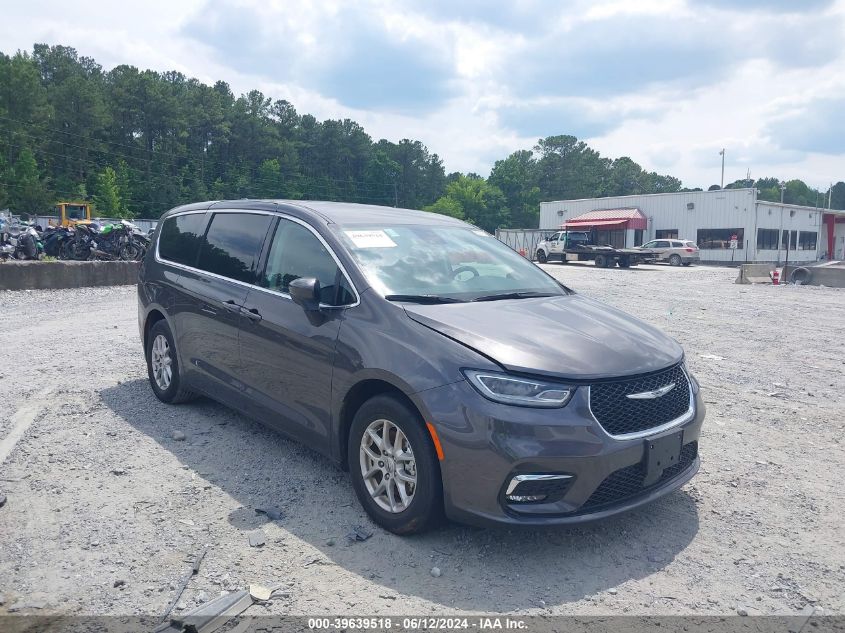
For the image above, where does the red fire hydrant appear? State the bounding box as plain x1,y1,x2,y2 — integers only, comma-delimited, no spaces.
772,269,780,285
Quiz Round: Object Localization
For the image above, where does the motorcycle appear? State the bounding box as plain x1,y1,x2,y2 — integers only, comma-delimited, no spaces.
65,220,147,261
41,225,77,259
0,221,44,260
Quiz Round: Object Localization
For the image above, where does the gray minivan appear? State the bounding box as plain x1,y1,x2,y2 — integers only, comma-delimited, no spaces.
138,200,705,534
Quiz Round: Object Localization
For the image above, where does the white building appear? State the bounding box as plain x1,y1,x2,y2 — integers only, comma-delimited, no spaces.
539,188,845,263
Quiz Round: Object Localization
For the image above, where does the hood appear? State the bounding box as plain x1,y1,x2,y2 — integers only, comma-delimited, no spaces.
403,294,683,380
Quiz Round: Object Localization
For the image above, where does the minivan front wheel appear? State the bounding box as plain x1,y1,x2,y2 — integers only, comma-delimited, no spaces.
348,395,442,534
145,320,197,404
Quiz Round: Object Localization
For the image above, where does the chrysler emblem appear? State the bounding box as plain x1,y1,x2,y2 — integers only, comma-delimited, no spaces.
626,382,676,400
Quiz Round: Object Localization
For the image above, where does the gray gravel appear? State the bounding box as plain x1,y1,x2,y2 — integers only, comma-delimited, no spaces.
0,264,843,616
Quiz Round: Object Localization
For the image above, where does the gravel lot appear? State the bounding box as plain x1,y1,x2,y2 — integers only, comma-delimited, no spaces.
0,263,843,617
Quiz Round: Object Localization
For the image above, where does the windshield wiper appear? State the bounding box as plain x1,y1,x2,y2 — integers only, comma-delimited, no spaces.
471,291,559,302
385,294,466,304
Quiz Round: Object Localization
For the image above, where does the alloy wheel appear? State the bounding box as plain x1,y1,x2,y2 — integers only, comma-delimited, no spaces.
359,418,417,513
151,334,173,390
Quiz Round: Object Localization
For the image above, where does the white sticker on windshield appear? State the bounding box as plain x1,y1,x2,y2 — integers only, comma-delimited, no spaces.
472,229,489,236
345,230,397,248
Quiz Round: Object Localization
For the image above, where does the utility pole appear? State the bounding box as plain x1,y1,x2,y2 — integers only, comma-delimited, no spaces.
719,148,725,188
830,183,833,210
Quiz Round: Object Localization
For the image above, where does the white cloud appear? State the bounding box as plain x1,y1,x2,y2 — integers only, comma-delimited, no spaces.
1,0,845,187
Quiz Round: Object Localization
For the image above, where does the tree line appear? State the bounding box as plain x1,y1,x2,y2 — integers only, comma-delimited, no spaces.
2,44,844,233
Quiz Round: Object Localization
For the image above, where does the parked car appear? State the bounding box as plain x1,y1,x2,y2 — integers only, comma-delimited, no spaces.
138,201,705,534
637,239,700,266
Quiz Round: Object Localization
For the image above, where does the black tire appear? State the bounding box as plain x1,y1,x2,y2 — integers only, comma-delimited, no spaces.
348,395,443,535
594,254,607,268
145,320,197,404
618,257,631,268
682,262,692,267
669,254,682,267
536,250,547,264
790,267,812,285
119,242,145,261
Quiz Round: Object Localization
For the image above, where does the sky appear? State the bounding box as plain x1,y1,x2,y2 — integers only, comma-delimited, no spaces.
2,0,845,190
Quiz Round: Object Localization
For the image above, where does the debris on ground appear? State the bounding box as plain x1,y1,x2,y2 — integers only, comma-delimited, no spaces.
160,547,208,623
345,526,373,543
430,567,442,578
254,506,284,521
249,584,273,602
172,430,186,441
699,354,725,361
248,583,289,602
165,589,253,633
110,468,127,475
8,594,49,611
0,491,6,508
113,579,126,588
247,530,266,547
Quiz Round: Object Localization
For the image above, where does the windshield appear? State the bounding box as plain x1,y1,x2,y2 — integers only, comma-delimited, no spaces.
337,225,567,301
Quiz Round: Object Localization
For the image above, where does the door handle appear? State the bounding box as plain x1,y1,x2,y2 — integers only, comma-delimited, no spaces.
222,299,241,313
241,306,262,322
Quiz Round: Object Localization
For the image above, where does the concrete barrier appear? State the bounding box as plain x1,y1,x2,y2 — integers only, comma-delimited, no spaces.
783,264,845,288
735,263,775,284
0,260,140,290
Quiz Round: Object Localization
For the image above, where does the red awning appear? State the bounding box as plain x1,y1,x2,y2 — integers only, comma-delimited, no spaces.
561,219,627,229
560,207,648,230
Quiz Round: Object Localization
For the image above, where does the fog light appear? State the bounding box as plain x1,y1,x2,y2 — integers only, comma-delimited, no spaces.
504,473,574,504
506,494,547,503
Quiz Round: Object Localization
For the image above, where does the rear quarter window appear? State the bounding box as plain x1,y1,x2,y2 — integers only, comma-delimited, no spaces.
158,213,208,267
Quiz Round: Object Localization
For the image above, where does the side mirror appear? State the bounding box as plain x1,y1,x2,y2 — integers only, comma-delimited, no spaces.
289,277,321,311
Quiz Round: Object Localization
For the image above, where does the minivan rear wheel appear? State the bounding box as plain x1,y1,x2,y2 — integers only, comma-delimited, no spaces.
348,395,442,534
146,320,197,404
669,254,682,266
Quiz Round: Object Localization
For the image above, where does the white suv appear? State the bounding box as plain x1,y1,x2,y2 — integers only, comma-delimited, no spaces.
638,239,700,266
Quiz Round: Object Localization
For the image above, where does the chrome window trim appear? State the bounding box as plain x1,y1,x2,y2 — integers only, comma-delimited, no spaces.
154,209,361,308
587,364,695,441
505,474,573,496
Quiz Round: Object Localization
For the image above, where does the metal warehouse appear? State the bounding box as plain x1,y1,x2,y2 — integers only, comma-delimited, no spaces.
539,188,845,263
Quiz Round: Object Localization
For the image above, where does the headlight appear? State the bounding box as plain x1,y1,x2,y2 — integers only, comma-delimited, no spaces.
463,369,574,408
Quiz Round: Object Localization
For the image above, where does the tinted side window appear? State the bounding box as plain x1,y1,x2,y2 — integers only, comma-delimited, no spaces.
158,213,207,267
262,219,355,306
195,213,272,284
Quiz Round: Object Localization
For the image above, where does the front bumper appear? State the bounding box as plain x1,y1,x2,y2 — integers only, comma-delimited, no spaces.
419,380,705,527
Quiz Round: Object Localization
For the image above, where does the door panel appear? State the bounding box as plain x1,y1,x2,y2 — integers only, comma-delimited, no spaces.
177,269,249,400
173,211,273,402
236,217,351,448
237,288,342,445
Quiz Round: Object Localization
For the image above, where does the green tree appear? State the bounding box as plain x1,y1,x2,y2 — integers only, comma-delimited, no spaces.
489,150,540,228
426,175,508,232
423,196,464,219
829,182,845,210
93,166,127,217
9,147,50,213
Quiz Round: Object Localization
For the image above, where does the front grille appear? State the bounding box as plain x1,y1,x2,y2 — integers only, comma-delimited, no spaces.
580,441,698,512
589,364,691,436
